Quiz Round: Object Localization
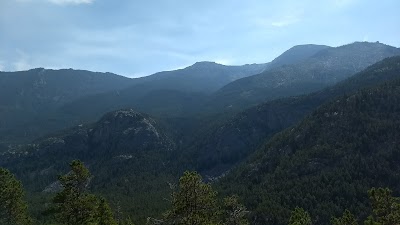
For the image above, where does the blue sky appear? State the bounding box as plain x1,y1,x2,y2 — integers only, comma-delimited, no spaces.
0,0,399,77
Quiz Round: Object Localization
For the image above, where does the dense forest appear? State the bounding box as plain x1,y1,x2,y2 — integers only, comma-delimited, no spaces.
1,162,399,225
218,77,400,224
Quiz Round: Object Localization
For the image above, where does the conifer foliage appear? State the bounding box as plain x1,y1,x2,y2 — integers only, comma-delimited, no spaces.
52,160,117,225
331,210,358,225
364,188,400,225
288,207,312,225
0,168,32,225
164,171,219,225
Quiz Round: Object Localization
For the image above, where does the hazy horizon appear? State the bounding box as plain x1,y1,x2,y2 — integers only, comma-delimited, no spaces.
1,0,399,77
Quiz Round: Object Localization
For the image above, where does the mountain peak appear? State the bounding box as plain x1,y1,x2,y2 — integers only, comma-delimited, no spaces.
269,44,331,68
337,41,395,49
99,109,146,123
190,61,224,68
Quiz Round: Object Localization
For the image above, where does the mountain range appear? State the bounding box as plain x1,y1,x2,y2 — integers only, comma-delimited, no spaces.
1,41,400,225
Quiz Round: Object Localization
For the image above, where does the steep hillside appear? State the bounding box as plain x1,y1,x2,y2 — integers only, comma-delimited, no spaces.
0,68,133,110
208,42,400,112
267,44,330,68
0,68,134,146
0,109,178,223
218,78,400,225
188,56,400,176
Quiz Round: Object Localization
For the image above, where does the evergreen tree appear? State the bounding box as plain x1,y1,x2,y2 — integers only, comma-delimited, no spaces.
0,168,32,225
288,207,312,225
164,171,219,225
331,210,358,225
222,195,249,225
98,197,118,225
364,188,400,225
120,217,135,225
52,160,99,225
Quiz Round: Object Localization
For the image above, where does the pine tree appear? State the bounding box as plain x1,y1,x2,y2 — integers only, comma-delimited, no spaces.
288,207,312,225
0,168,32,225
97,197,118,225
121,217,136,225
164,171,219,225
222,195,249,225
364,187,400,225
331,210,358,225
52,160,99,225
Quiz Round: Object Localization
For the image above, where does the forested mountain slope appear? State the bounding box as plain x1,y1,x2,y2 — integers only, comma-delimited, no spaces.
1,56,400,225
0,109,178,223
188,56,400,176
218,76,400,225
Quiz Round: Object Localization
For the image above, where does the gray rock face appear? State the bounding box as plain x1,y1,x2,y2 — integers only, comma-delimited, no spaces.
89,109,175,156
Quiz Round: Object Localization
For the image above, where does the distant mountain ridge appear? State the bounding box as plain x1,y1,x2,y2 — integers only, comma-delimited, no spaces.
0,68,135,146
208,42,400,112
0,61,268,147
1,41,399,150
138,61,269,93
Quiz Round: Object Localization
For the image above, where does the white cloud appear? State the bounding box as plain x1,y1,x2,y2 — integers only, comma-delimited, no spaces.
271,18,299,27
0,61,4,71
14,0,94,4
47,0,94,5
332,0,359,8
214,58,232,65
14,60,31,71
13,49,32,71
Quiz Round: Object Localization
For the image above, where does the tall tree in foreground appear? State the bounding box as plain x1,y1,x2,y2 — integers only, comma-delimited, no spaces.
98,197,118,225
364,188,400,225
0,168,32,225
222,195,249,225
288,207,312,225
52,160,117,225
331,210,358,225
164,171,219,225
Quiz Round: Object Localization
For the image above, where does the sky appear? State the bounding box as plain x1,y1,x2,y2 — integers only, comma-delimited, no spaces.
0,0,399,77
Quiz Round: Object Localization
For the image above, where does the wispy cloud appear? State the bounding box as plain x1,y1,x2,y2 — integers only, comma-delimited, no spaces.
332,0,359,8
271,16,300,27
47,0,94,5
13,50,32,71
0,60,5,71
14,0,94,4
